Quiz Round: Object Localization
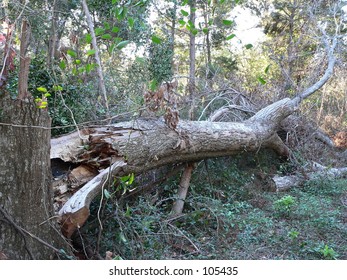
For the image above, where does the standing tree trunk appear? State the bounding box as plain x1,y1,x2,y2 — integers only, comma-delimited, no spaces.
188,0,196,120
0,97,71,259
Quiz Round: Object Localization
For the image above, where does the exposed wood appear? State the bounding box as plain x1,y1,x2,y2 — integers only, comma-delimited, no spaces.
59,159,126,238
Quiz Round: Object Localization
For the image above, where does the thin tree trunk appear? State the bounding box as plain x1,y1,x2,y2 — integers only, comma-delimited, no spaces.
170,1,177,72
188,0,196,120
172,163,195,215
81,0,110,117
47,0,58,67
17,19,31,100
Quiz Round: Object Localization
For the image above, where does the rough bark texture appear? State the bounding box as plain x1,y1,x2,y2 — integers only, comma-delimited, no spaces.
53,98,296,236
52,35,338,238
17,20,31,100
0,97,70,259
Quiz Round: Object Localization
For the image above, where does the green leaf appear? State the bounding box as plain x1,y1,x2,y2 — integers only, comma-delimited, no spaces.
52,85,63,91
264,64,271,74
128,18,134,29
37,87,47,93
78,66,85,73
222,19,233,26
128,173,135,185
180,9,189,16
104,189,111,199
85,64,92,73
149,79,158,91
187,20,195,28
257,76,267,85
95,27,105,36
245,43,253,49
44,93,51,97
59,61,66,70
178,19,186,26
85,33,92,44
151,35,162,44
67,49,77,58
86,49,96,56
120,174,130,183
191,28,198,36
125,205,131,217
226,34,236,40
116,40,130,49
181,0,188,6
101,33,112,40
112,0,118,4
186,25,198,35
134,0,146,7
74,59,81,65
202,27,209,34
116,6,127,20
118,232,127,243
111,26,120,33
103,22,110,30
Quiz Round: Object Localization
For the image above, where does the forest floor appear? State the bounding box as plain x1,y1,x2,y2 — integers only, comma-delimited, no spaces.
84,149,347,260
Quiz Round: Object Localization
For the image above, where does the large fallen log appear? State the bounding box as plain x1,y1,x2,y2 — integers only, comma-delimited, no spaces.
54,98,295,236
53,35,338,238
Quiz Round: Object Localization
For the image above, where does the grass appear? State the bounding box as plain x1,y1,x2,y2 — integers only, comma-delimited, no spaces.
85,152,347,260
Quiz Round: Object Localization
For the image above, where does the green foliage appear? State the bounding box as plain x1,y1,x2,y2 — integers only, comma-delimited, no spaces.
273,195,296,216
148,38,174,84
319,244,338,260
83,147,347,260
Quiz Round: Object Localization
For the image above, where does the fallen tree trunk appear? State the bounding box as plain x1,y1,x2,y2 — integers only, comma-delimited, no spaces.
54,34,338,238
55,98,294,236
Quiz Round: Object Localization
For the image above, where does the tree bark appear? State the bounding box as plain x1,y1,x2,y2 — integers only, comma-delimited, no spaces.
17,19,31,100
55,98,295,236
0,97,71,259
54,33,338,238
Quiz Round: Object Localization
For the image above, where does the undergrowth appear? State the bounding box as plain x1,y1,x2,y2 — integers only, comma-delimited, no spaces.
84,152,347,260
